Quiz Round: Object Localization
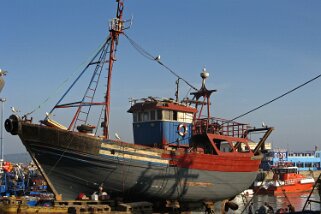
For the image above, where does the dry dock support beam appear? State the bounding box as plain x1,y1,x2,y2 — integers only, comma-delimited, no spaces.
27,149,62,200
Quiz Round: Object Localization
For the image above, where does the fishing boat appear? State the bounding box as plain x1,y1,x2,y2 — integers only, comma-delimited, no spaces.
4,0,273,204
253,162,315,194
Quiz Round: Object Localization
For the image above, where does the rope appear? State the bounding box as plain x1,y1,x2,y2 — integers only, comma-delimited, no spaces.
24,37,111,117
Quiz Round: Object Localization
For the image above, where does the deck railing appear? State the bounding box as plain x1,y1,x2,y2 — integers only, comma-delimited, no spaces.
193,117,248,138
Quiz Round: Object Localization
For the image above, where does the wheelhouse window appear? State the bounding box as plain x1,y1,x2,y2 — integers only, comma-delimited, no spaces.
150,110,155,120
133,113,138,122
138,112,143,122
177,112,193,123
173,111,177,121
157,110,162,120
214,139,233,153
233,142,250,153
133,111,152,122
133,110,193,122
162,110,174,120
143,112,149,121
275,168,297,174
163,110,170,120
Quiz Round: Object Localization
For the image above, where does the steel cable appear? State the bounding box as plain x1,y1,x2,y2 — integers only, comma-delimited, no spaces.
230,73,321,122
24,36,111,117
123,33,198,91
124,33,321,121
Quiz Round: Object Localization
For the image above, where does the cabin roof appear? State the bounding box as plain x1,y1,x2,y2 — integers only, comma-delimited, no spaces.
128,99,197,114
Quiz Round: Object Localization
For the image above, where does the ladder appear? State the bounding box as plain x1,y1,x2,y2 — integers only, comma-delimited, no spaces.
72,43,110,131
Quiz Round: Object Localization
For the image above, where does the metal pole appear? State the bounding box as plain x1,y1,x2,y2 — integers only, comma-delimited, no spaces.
0,98,5,160
104,0,124,139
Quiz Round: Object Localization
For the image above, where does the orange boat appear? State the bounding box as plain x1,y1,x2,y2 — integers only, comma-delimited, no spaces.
253,163,315,194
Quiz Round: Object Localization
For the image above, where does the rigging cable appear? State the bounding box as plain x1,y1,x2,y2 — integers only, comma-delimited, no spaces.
49,37,111,115
24,36,111,117
123,33,198,91
124,33,321,121
229,73,321,122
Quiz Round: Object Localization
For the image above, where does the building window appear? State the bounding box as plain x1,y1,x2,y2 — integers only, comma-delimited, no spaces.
305,162,312,168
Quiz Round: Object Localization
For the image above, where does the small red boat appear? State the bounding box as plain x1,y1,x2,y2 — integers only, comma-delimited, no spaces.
253,163,315,194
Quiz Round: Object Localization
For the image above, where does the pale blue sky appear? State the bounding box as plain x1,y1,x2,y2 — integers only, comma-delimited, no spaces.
1,1,321,154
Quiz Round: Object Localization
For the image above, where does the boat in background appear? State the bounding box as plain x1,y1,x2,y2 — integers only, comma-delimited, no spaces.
4,0,274,205
253,162,315,195
0,160,53,200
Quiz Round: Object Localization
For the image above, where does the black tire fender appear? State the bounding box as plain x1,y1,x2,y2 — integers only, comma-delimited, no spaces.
4,114,20,135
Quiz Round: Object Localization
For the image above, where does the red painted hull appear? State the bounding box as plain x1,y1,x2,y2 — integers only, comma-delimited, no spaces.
272,183,314,194
254,181,314,195
163,153,261,172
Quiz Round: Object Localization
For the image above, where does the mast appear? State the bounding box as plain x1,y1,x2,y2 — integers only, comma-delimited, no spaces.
190,68,216,133
49,0,126,137
104,0,124,139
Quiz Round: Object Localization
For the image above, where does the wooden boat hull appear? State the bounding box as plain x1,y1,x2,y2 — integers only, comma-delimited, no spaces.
8,118,261,202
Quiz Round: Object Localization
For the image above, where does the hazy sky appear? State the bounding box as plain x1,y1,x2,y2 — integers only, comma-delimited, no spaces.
1,1,321,154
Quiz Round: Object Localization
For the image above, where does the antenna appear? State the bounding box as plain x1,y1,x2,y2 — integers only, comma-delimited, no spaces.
175,78,180,102
190,67,217,133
